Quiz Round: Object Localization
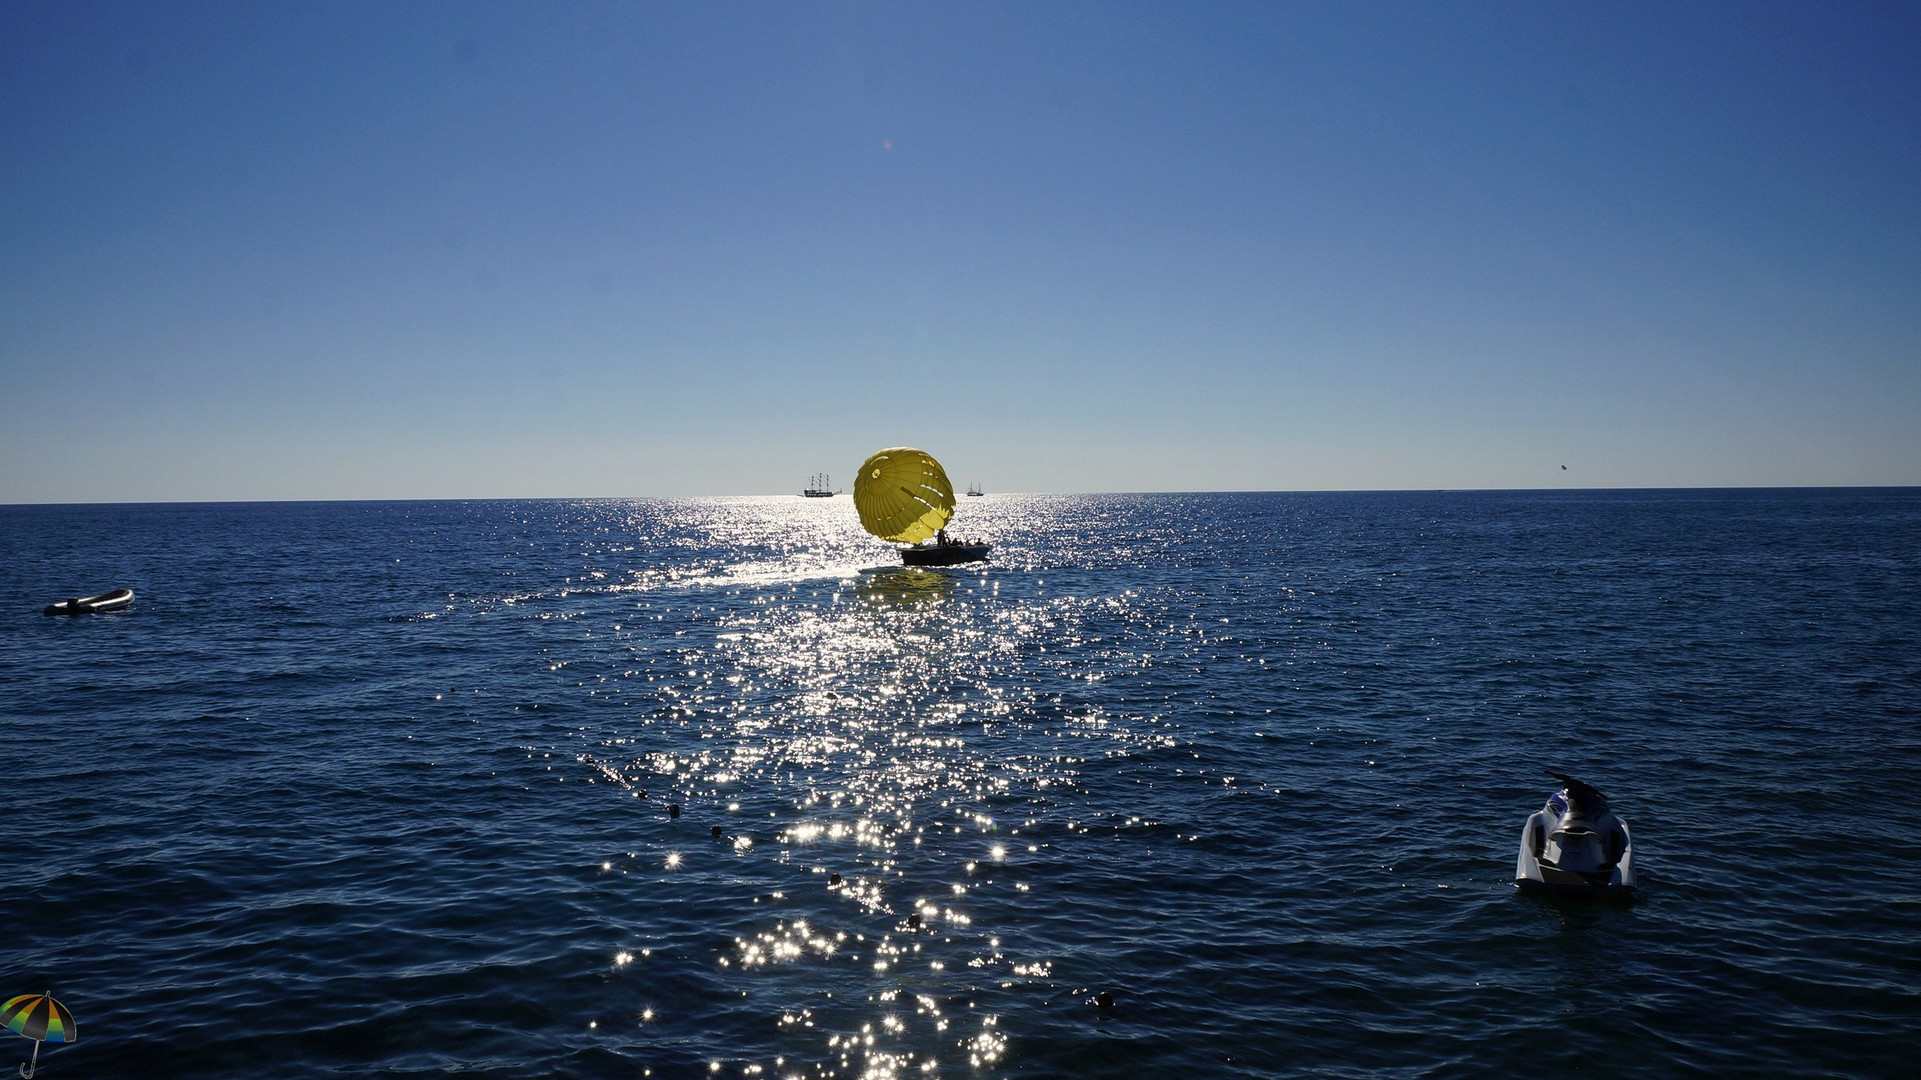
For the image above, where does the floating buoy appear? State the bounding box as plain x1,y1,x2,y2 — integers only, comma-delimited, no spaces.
668,803,680,818
1095,991,1114,1009
828,872,842,886
710,825,724,839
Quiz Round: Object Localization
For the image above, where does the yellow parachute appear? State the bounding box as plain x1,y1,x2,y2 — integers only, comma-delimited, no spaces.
853,447,955,544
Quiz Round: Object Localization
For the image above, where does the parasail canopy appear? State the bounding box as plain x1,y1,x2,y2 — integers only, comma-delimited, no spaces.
853,447,955,544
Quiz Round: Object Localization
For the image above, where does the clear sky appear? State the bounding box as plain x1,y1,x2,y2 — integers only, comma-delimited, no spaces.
3,1,1917,502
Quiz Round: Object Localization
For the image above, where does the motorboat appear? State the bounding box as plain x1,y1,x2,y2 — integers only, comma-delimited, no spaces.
900,535,990,566
43,588,134,616
1515,771,1636,899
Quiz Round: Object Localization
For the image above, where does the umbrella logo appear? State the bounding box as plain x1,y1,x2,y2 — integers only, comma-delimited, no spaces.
1,993,75,1078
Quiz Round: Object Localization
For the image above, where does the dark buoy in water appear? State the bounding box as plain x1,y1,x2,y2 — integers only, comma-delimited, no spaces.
907,912,922,929
668,803,680,818
1095,991,1114,1009
711,825,724,839
828,872,842,886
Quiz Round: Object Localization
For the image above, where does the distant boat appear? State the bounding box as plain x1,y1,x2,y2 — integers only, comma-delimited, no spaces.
966,482,984,497
852,447,990,566
44,587,134,616
802,473,835,497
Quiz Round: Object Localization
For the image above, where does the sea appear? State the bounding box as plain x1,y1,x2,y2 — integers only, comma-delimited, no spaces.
3,489,1918,1079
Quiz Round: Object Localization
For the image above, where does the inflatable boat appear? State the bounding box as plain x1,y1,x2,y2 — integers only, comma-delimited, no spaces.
43,588,134,616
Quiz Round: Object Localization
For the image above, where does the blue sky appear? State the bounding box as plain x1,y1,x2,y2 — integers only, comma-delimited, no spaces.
3,1,1917,501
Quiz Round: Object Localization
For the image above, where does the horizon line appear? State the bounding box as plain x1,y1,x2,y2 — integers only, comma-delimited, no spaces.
6,483,1918,509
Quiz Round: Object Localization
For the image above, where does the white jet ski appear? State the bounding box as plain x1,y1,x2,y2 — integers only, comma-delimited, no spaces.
1515,771,1636,899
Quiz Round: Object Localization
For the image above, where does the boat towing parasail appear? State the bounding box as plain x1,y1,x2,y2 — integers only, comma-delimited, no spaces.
851,447,990,566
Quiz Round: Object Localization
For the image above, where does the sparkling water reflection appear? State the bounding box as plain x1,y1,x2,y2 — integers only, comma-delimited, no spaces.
556,498,1142,1077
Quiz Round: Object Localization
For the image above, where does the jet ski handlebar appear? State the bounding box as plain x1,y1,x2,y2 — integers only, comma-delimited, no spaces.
1546,770,1611,815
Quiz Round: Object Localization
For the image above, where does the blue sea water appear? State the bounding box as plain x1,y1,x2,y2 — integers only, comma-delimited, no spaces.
3,490,1919,1079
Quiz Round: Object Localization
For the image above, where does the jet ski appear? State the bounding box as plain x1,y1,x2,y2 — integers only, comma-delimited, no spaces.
1515,771,1636,899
